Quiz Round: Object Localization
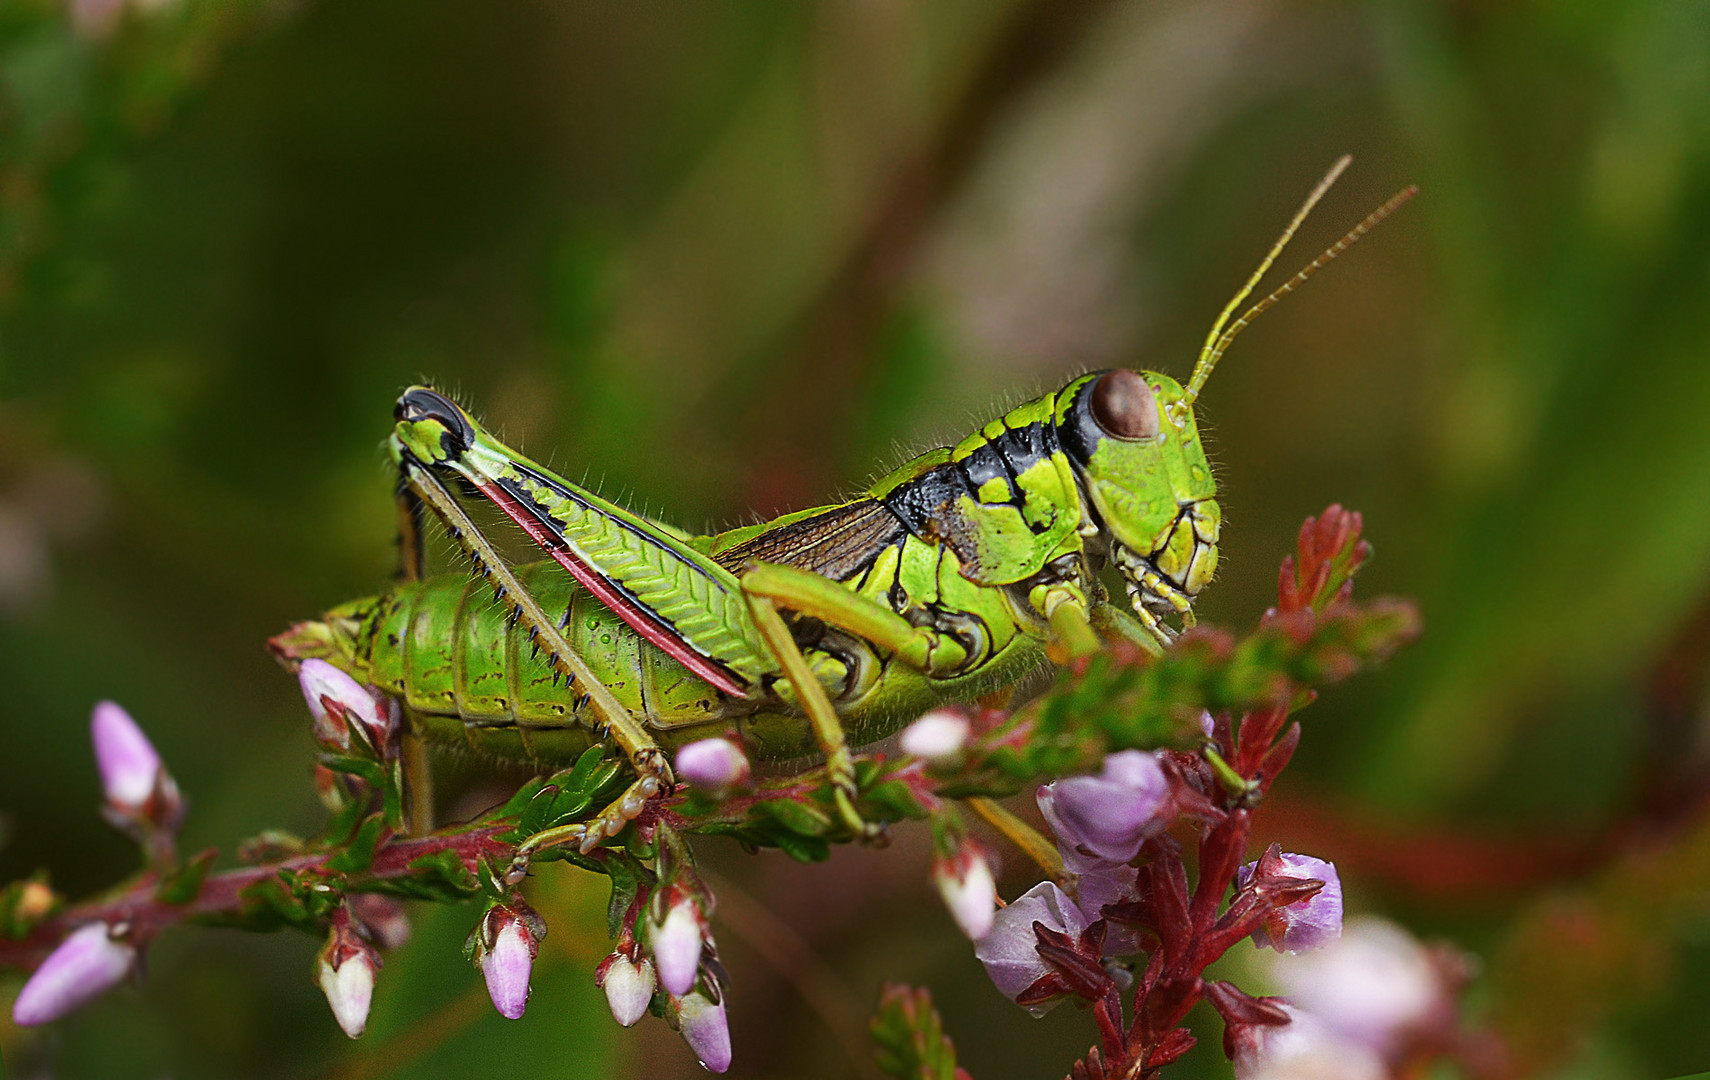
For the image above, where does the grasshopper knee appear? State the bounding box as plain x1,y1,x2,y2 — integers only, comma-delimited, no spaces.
394,387,474,458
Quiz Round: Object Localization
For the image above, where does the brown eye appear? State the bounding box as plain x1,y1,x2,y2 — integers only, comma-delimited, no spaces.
1089,370,1160,441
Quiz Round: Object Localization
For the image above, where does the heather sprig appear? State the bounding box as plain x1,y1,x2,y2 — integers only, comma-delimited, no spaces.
1,505,1432,1076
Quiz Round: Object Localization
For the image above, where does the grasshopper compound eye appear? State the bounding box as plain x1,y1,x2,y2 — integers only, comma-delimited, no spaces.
395,387,474,454
1089,370,1160,441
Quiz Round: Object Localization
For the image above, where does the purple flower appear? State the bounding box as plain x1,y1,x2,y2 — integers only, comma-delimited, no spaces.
899,709,969,763
317,918,381,1038
477,905,540,1020
1037,750,1172,871
973,881,1088,1016
1269,917,1443,1054
1237,852,1343,954
11,922,136,1026
299,659,394,753
597,951,655,1027
674,738,750,792
1229,1003,1385,1080
1074,861,1143,957
932,842,996,940
651,896,704,997
675,989,732,1073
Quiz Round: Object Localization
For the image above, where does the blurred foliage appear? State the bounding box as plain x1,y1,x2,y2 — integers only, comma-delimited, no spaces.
1,0,1709,1077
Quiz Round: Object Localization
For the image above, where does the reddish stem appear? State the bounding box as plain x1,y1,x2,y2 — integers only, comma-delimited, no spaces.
0,825,513,971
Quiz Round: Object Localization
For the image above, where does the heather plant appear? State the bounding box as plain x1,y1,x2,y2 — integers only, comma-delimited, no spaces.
0,506,1465,1078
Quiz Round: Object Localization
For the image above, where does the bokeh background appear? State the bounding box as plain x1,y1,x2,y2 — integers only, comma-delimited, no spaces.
2,1,1709,1077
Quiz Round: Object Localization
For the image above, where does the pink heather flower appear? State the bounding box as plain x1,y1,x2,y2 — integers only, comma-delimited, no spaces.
597,952,655,1027
651,897,704,997
1270,917,1443,1054
899,709,969,762
932,843,996,940
299,659,393,753
973,881,1088,1016
1230,1003,1386,1080
317,920,381,1038
90,701,180,824
1237,852,1343,954
675,989,732,1073
1037,750,1171,872
674,738,750,792
11,922,136,1026
478,908,539,1020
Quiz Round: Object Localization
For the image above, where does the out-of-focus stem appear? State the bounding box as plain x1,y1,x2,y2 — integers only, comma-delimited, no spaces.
966,796,1067,887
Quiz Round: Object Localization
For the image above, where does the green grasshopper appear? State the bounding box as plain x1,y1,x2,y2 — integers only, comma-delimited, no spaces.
271,158,1412,855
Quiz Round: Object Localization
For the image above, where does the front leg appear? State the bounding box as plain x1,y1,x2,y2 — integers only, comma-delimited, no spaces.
738,560,978,844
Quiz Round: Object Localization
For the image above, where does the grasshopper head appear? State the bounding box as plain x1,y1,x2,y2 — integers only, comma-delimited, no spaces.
1057,370,1219,634
1055,159,1416,636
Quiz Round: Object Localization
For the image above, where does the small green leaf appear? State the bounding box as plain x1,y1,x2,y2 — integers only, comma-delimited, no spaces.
400,848,480,895
232,873,313,931
769,829,830,863
756,796,834,837
518,784,563,836
326,817,387,874
562,744,613,793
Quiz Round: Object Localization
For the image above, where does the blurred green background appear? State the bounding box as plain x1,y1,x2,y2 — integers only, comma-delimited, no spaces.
2,1,1710,1077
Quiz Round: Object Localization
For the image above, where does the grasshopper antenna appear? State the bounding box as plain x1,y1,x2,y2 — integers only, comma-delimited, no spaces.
1172,155,1417,423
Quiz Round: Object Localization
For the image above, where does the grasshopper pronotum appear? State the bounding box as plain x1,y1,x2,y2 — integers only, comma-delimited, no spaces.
270,157,1413,857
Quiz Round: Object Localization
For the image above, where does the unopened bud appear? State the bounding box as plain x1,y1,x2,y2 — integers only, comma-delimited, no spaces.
299,659,395,754
675,737,750,793
317,917,381,1038
651,896,705,997
675,989,732,1073
475,904,541,1020
11,922,136,1026
596,951,656,1027
90,702,182,838
900,710,969,763
932,842,996,940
